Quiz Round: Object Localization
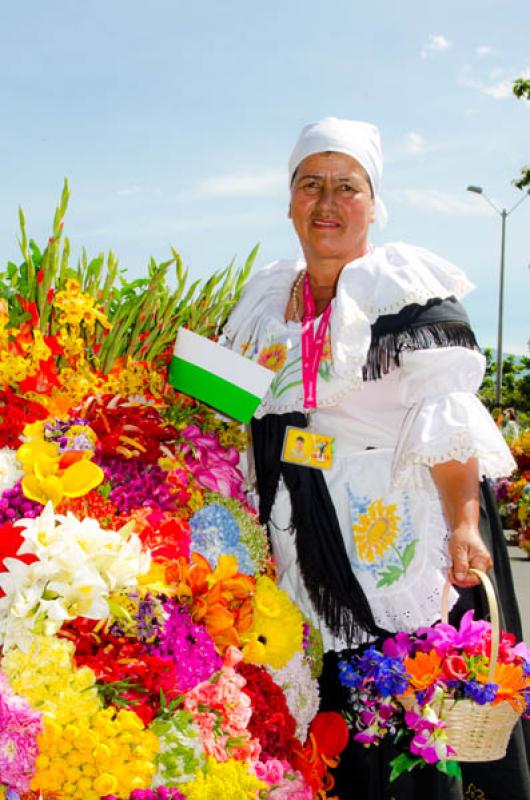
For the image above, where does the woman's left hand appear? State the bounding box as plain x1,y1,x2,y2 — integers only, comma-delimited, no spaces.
447,524,493,587
430,457,493,588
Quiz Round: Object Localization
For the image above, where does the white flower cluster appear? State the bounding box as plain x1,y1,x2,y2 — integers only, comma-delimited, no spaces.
268,651,320,743
0,503,151,651
0,446,23,493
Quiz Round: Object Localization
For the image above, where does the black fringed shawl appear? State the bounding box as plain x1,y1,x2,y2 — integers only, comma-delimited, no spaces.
251,296,479,645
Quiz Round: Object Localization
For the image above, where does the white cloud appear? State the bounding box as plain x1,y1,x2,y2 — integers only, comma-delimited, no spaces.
403,131,426,154
421,34,451,59
476,46,493,57
117,185,142,197
460,66,530,100
397,189,495,217
196,168,285,197
480,78,514,99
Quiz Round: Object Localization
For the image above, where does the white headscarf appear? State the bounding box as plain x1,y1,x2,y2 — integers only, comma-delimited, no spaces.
288,116,388,228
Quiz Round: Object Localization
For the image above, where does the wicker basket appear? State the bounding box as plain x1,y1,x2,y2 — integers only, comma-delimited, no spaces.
400,568,522,762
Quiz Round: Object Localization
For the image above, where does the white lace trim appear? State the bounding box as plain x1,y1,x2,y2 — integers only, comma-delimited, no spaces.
253,372,364,417
392,433,517,493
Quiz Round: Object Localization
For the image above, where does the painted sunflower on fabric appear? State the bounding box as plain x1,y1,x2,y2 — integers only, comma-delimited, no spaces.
242,575,303,669
353,499,400,563
257,342,287,372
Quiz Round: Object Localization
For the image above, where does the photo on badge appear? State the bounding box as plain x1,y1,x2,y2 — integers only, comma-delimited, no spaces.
281,426,335,470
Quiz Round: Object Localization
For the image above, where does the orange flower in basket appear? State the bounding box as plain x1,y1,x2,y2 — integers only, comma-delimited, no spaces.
478,662,529,712
403,649,443,693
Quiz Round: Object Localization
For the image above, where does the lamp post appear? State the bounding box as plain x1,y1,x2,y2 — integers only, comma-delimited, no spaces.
466,185,530,407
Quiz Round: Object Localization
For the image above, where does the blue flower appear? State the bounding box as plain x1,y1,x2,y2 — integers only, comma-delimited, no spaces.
339,646,409,696
338,659,363,689
463,680,498,705
190,503,255,573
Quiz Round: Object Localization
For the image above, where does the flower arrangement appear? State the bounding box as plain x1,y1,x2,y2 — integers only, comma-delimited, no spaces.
0,187,348,799
493,430,530,554
338,608,530,782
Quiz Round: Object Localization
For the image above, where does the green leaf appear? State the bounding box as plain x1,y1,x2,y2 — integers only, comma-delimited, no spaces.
376,565,404,588
389,753,423,782
437,759,462,780
29,239,43,267
401,539,418,569
98,482,112,499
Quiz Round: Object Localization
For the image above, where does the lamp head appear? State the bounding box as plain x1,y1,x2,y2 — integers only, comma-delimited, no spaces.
467,185,483,194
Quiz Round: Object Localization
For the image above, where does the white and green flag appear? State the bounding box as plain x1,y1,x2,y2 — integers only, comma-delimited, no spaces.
168,328,273,423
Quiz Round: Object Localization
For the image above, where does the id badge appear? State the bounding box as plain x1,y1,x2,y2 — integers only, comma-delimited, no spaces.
281,426,335,470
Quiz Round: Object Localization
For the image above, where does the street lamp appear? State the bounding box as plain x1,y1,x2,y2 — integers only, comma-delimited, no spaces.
466,184,530,407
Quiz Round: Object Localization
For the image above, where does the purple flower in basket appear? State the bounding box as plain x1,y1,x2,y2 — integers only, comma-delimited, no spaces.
417,610,489,655
382,632,415,659
339,646,409,697
404,708,455,765
354,700,397,746
463,680,498,705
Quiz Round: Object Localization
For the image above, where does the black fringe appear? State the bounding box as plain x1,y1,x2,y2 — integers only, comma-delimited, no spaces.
363,320,478,381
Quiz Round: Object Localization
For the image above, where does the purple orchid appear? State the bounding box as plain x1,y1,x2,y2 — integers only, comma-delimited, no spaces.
416,610,489,655
382,632,415,659
404,708,455,765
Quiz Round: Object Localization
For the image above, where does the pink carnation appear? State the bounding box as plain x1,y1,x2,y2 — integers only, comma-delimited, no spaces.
183,647,260,763
254,758,312,799
0,672,43,792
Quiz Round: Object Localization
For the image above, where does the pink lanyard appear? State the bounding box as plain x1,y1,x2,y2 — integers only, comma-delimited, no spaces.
301,272,332,410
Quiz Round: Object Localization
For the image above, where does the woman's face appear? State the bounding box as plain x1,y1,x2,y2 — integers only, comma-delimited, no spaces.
289,151,375,266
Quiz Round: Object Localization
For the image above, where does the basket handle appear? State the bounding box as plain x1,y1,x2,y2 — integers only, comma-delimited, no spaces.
440,568,499,684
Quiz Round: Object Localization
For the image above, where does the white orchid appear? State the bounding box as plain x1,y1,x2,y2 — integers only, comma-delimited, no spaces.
0,503,151,651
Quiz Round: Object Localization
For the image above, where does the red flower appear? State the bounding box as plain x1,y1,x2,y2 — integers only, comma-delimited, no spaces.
442,654,470,681
238,662,297,759
309,711,349,759
0,390,48,448
138,515,191,561
290,712,349,796
0,523,39,597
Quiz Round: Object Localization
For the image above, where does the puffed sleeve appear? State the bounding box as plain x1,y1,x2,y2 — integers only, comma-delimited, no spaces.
391,347,516,491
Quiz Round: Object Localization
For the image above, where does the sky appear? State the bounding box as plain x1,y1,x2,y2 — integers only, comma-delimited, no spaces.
1,0,529,352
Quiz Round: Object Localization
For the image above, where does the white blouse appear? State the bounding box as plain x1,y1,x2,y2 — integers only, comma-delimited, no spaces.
225,242,516,651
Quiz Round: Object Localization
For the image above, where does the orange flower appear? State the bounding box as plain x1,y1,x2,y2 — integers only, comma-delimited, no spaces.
478,662,530,712
166,552,255,653
403,649,443,692
257,343,287,372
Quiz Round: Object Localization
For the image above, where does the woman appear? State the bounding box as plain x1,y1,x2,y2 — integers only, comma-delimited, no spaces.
225,118,527,799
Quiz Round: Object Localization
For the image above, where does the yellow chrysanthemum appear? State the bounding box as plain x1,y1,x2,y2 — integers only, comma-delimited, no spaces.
257,342,287,372
2,637,101,723
242,575,303,669
353,499,400,563
179,757,267,800
32,707,158,800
